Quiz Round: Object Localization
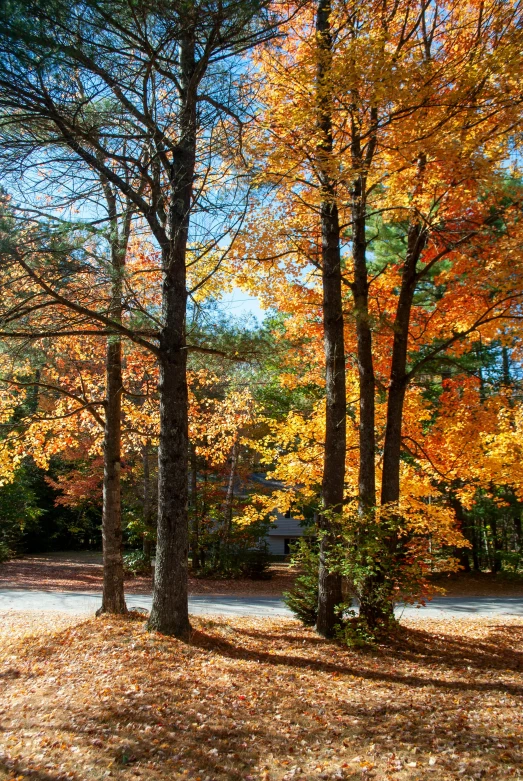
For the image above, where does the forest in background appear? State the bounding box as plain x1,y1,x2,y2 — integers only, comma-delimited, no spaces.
0,0,522,642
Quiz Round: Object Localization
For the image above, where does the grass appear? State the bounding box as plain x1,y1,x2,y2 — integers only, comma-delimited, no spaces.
0,611,521,780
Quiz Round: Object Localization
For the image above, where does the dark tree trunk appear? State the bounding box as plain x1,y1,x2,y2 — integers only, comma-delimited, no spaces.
315,0,345,638
449,494,471,573
98,181,131,616
100,334,127,614
514,510,522,552
490,513,500,573
149,341,190,636
502,344,511,386
347,101,379,629
472,520,481,571
148,30,196,639
352,202,375,512
381,219,426,507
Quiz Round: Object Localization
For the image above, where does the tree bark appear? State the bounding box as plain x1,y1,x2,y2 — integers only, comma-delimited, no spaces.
380,219,427,506
449,494,471,573
98,181,131,616
315,0,345,638
489,513,500,573
352,198,375,511
222,437,239,548
502,344,511,386
100,334,127,614
147,28,196,639
359,214,426,629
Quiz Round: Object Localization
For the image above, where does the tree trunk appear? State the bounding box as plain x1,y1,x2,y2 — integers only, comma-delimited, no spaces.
490,513,500,573
147,29,196,639
514,510,522,552
449,494,471,573
222,437,239,548
315,0,345,638
98,181,131,616
472,520,481,571
348,103,378,629
502,344,511,386
352,202,375,512
381,220,426,507
100,334,127,614
359,215,426,629
149,341,190,637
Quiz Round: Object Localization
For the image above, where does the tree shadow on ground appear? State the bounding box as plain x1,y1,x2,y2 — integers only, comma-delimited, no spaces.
1,614,522,780
189,621,523,695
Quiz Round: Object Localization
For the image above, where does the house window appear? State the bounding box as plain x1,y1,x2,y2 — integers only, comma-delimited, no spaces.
284,508,292,518
284,538,298,555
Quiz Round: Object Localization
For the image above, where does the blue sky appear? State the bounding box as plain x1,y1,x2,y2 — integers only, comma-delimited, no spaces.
218,288,265,323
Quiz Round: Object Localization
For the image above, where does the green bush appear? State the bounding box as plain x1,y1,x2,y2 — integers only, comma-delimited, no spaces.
241,543,272,580
194,542,272,580
500,550,522,574
123,550,153,577
283,537,319,626
0,464,43,559
0,540,11,563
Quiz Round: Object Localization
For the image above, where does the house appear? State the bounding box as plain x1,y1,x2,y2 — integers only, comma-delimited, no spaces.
265,507,305,556
249,473,306,556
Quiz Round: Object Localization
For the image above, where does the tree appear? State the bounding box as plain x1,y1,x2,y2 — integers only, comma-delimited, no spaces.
0,0,283,637
0,189,134,613
234,0,523,633
314,0,346,637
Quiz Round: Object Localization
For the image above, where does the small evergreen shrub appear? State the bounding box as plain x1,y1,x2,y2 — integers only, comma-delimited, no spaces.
283,537,319,626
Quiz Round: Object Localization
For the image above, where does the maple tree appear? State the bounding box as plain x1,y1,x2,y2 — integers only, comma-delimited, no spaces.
231,0,523,634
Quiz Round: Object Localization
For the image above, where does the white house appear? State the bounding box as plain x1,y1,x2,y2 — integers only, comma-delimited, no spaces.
265,508,305,556
249,473,306,556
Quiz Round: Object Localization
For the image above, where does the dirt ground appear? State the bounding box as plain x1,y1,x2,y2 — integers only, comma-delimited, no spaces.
0,553,295,596
0,612,521,781
1,553,523,598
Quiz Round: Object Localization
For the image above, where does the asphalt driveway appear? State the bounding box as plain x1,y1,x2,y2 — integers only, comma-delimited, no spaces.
0,589,521,618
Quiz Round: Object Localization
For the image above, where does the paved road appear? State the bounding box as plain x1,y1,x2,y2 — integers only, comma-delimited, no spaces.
0,589,521,618
0,590,292,617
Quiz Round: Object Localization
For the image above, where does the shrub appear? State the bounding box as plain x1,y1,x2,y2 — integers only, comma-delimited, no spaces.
283,537,319,626
0,541,11,564
123,550,152,577
194,542,272,580
241,543,272,580
0,464,42,558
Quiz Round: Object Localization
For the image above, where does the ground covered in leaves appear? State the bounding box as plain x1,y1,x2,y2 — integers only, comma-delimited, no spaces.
0,612,521,781
0,555,294,596
2,554,523,599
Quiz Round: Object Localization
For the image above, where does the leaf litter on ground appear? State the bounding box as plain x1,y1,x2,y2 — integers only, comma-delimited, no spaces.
0,611,521,781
